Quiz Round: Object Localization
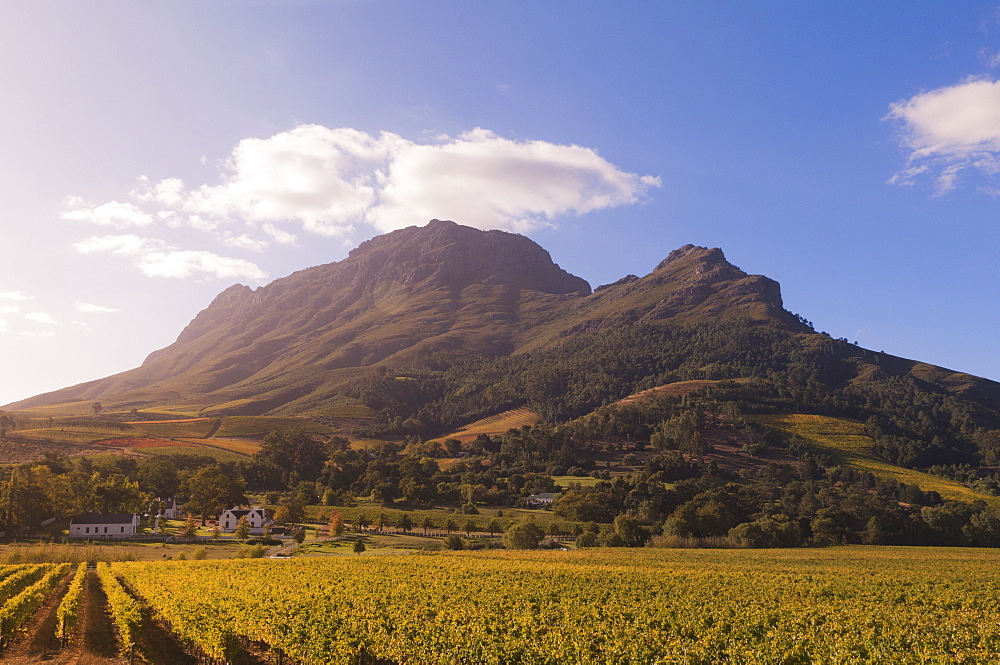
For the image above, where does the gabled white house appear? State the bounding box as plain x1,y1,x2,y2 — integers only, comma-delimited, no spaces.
159,498,181,519
219,507,273,535
69,512,140,538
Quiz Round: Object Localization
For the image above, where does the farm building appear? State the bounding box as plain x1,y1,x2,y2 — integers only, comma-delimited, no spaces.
526,492,558,507
69,512,140,538
159,497,181,519
219,507,273,534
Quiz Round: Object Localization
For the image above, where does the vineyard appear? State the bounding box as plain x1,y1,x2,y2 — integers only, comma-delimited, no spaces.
1,547,1000,662
757,414,999,505
431,407,542,445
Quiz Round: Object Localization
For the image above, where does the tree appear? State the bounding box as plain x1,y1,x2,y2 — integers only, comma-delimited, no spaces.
374,512,387,533
182,515,198,538
357,514,369,532
400,514,413,534
353,538,366,554
234,515,250,542
444,534,464,550
210,524,221,540
421,516,434,536
503,520,545,550
183,466,247,526
137,456,180,499
262,522,272,540
463,518,476,537
445,518,458,535
0,467,46,532
487,518,501,537
91,402,103,416
613,514,648,547
328,511,345,538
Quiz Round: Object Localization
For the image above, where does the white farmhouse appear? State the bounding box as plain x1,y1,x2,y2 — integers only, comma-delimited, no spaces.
219,507,273,535
159,498,181,519
526,492,558,507
69,513,140,538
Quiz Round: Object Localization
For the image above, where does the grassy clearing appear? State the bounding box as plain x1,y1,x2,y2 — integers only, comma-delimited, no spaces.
215,416,336,438
304,503,579,531
757,414,999,505
431,407,541,445
552,475,601,488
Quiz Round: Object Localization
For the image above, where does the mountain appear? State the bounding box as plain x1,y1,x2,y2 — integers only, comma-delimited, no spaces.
8,220,1000,463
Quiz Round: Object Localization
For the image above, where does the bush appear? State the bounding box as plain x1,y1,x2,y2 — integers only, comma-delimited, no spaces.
503,521,545,550
443,534,465,550
575,532,599,547
728,515,802,548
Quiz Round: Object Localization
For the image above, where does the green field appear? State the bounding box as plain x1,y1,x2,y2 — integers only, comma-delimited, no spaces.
16,426,131,446
214,416,336,438
139,445,247,462
758,413,999,505
552,474,601,488
130,419,219,439
112,546,1000,663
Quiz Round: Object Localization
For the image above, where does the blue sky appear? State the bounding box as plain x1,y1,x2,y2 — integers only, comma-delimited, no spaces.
2,1,1000,406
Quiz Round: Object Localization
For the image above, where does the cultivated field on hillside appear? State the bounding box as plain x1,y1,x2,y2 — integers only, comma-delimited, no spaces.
431,407,541,444
758,414,998,505
108,546,1000,664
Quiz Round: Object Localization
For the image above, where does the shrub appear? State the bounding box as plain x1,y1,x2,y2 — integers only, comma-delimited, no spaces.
443,534,465,550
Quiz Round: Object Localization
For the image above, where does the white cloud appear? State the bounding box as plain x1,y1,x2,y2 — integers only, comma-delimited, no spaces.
262,222,298,245
73,234,266,281
887,77,1000,193
75,303,120,313
19,330,55,338
73,234,170,256
106,124,659,237
0,291,32,301
0,305,19,314
136,250,268,280
62,199,154,228
25,312,56,325
369,128,662,232
0,318,7,333
219,233,268,253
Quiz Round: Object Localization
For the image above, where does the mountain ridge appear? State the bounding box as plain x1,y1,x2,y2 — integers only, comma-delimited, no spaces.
7,221,1000,426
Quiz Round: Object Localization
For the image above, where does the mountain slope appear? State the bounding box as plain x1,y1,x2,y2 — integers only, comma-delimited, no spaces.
8,220,1000,437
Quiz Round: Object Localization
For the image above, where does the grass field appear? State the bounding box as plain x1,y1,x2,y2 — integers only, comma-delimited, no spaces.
552,475,601,488
16,426,131,445
431,407,541,444
758,413,999,505
304,503,580,531
113,545,1000,663
130,419,219,439
179,437,262,455
214,416,336,438
138,445,247,462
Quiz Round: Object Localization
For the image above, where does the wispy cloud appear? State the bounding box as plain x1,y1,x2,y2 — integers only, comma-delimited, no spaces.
62,198,154,228
19,331,55,338
24,312,56,325
0,305,19,314
887,77,1000,194
73,234,267,281
75,303,120,313
0,291,32,301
